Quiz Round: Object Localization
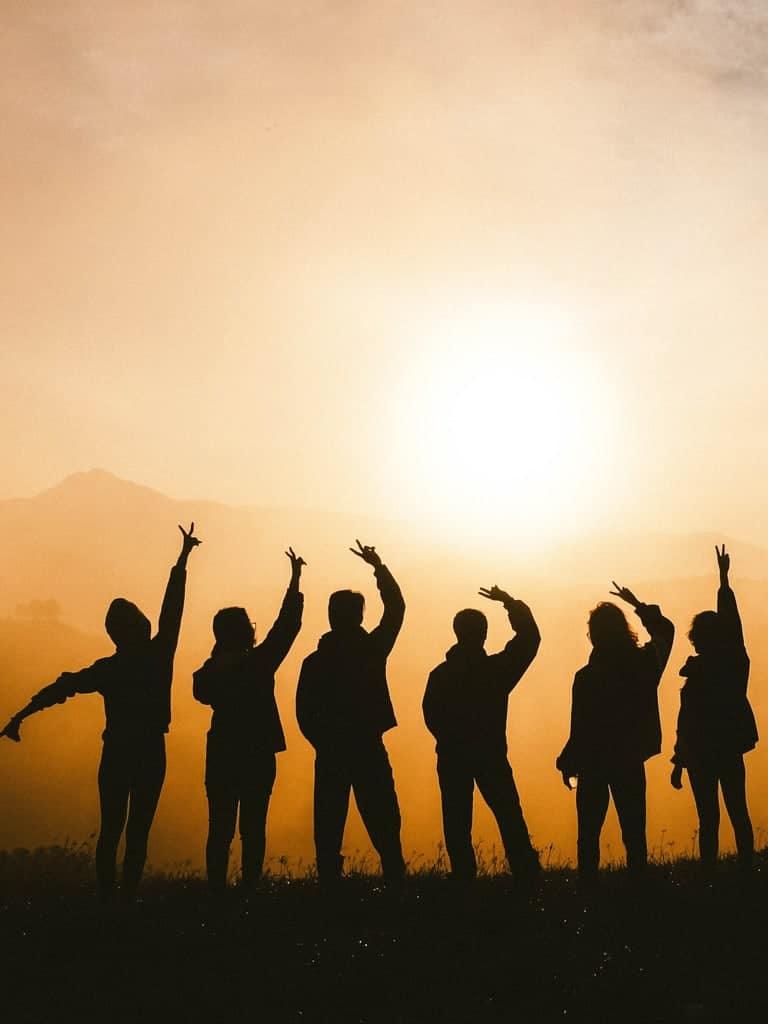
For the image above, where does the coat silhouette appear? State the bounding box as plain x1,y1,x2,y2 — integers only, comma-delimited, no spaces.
557,591,674,878
193,550,304,891
296,542,405,883
0,524,200,901
671,546,757,867
423,589,541,881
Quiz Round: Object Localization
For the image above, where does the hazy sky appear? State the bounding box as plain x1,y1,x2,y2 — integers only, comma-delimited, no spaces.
4,1,768,543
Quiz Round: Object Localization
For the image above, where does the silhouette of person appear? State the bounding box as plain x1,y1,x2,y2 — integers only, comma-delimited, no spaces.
423,586,542,883
193,548,305,894
0,523,201,902
556,584,674,879
296,541,405,885
670,545,757,870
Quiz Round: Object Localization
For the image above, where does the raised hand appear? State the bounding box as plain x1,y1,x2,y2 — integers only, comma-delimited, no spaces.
285,547,307,576
178,522,202,557
350,539,382,568
716,544,730,579
609,582,640,609
479,585,513,606
670,765,683,791
0,717,21,743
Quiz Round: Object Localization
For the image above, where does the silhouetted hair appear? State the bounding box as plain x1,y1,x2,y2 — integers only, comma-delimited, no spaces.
212,607,255,655
105,598,151,648
588,602,639,650
688,610,722,651
453,608,488,647
328,590,365,630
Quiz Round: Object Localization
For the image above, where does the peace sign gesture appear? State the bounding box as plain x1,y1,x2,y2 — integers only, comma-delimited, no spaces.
608,582,640,609
715,544,730,580
350,540,382,569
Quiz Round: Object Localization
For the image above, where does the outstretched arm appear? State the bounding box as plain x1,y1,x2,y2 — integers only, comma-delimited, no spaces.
352,541,405,656
715,544,745,649
156,522,201,651
609,581,674,673
258,548,306,671
0,663,105,743
479,585,541,691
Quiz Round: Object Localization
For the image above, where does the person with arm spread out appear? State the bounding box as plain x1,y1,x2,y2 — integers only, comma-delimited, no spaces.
423,585,542,884
296,541,405,886
193,548,305,894
1,523,201,902
557,582,674,880
670,545,757,870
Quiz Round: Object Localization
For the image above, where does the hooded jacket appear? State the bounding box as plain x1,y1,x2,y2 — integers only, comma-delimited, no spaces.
422,599,541,757
193,585,303,753
672,582,758,767
296,564,404,748
557,603,674,775
24,563,188,737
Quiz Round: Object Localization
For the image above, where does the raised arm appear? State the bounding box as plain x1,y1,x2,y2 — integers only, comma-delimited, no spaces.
0,662,107,743
156,522,201,651
479,585,541,691
351,541,405,656
609,581,674,674
715,544,745,649
257,548,306,671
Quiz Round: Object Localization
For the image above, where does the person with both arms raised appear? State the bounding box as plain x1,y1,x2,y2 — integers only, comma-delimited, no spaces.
557,583,674,880
423,585,542,884
670,545,757,871
193,548,306,895
0,523,201,903
296,541,405,886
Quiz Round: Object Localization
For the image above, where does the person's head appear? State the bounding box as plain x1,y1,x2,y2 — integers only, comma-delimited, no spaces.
588,602,639,652
328,590,365,631
688,610,722,654
212,607,255,655
105,598,151,649
453,608,488,649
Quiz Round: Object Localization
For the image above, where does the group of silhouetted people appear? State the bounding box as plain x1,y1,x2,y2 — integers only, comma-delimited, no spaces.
0,530,758,901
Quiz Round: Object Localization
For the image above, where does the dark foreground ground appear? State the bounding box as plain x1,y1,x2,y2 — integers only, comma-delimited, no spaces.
1,845,766,1024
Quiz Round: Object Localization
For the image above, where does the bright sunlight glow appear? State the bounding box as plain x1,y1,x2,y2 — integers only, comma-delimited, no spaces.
392,303,620,544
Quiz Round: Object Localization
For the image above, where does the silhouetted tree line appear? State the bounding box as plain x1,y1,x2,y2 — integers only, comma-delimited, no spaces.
0,529,758,901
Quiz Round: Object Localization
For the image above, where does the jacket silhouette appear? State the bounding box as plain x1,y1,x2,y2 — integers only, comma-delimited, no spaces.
0,524,200,901
671,546,757,867
296,542,405,883
557,590,674,878
193,550,304,891
423,589,541,881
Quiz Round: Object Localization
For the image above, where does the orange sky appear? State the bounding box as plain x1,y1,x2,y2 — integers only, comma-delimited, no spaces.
2,2,768,547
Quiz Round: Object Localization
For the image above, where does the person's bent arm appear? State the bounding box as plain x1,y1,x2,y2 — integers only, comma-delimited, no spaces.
258,549,306,671
156,522,201,653
479,586,541,691
296,657,322,748
351,541,405,656
609,582,674,674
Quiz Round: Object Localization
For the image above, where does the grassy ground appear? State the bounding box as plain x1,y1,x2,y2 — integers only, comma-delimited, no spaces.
0,844,765,1023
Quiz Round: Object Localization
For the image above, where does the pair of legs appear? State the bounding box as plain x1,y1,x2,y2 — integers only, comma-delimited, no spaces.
313,738,404,882
205,740,277,891
576,762,647,878
436,748,539,880
687,754,753,867
96,733,166,900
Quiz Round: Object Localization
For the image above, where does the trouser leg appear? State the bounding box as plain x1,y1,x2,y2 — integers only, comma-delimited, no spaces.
96,741,131,897
719,755,753,866
475,756,539,877
436,751,476,880
352,740,405,882
610,762,647,873
314,750,352,880
239,752,277,887
122,735,166,896
576,773,610,877
687,762,720,866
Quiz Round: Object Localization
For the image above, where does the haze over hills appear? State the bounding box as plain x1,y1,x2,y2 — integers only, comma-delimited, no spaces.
1,469,767,871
